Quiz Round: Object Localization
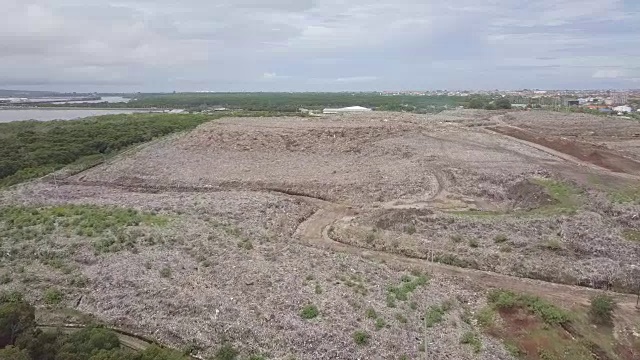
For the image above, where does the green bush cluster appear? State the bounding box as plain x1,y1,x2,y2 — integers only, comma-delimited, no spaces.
1,205,165,237
589,294,617,325
487,289,570,325
424,302,452,328
0,292,225,360
460,331,482,353
299,304,319,320
0,205,167,255
387,274,429,302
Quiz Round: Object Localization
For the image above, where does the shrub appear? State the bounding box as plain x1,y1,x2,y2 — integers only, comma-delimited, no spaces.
375,317,386,330
386,294,396,308
542,238,563,251
425,304,447,327
404,224,416,235
395,313,407,323
213,343,239,360
300,304,319,319
450,235,462,243
488,289,569,325
44,288,63,305
589,294,617,325
493,234,508,243
0,292,36,347
365,308,377,319
314,284,322,294
468,239,479,248
475,307,495,328
352,330,370,346
159,267,172,278
387,274,429,303
460,331,482,353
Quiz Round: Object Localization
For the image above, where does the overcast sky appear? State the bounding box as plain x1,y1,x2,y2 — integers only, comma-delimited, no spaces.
2,0,640,92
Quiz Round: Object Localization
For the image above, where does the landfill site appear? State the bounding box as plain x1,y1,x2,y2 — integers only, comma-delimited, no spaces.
2,109,640,359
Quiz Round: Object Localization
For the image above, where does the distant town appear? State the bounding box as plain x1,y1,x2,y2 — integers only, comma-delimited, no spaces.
1,89,639,117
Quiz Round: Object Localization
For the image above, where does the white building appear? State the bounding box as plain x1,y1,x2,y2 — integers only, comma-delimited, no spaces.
612,105,632,113
322,106,372,114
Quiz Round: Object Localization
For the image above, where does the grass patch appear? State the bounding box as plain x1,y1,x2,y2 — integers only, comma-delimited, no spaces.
314,283,323,294
424,302,452,328
450,235,463,243
468,239,479,248
608,186,640,204
0,205,168,254
300,304,319,319
237,238,254,250
340,275,368,295
352,330,370,346
481,290,631,360
460,331,482,353
375,317,386,330
395,313,408,324
488,289,570,325
541,237,563,251
475,307,495,328
0,205,166,235
622,229,640,242
387,273,429,302
589,294,617,325
213,343,239,360
386,294,397,308
529,178,582,214
493,234,508,243
44,288,63,305
365,308,377,319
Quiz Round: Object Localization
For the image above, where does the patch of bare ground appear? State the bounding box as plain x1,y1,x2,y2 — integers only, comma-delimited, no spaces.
2,110,640,358
489,125,640,175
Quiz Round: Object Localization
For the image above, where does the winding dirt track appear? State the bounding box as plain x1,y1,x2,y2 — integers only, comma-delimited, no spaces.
292,197,640,324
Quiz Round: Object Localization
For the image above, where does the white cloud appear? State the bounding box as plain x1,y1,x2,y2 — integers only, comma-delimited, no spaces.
335,76,378,83
0,0,639,91
592,69,625,79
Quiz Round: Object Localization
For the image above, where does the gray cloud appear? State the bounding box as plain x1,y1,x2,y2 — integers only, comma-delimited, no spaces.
1,0,639,91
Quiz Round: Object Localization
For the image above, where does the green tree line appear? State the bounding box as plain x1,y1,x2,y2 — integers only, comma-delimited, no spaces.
34,93,466,113
0,113,220,187
0,292,190,360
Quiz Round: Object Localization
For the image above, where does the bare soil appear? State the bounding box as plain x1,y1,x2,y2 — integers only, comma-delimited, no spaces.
1,110,640,359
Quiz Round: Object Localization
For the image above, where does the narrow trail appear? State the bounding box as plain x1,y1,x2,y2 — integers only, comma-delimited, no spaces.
293,199,640,323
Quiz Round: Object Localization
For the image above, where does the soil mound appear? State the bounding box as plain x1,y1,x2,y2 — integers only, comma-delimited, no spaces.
506,180,556,210
373,208,434,230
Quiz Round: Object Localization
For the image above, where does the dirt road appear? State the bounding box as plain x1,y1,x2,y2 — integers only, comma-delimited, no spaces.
294,199,640,323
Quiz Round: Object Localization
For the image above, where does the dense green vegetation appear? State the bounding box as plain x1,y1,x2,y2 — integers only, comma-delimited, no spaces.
0,205,168,255
43,93,468,113
466,96,512,110
487,289,570,325
0,292,190,360
0,113,231,187
589,294,617,325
